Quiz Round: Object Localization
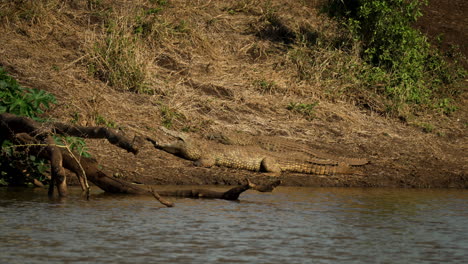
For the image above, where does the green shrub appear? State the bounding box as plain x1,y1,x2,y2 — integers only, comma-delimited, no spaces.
94,114,118,128
0,68,90,186
0,145,50,186
159,103,186,129
0,68,56,120
0,67,58,186
323,0,465,115
253,79,279,94
287,102,319,120
53,136,91,158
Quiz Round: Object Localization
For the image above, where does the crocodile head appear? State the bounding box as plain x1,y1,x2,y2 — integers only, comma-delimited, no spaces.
151,136,203,161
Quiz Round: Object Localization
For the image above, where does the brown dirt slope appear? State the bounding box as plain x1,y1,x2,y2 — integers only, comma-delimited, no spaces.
415,0,468,67
0,0,466,188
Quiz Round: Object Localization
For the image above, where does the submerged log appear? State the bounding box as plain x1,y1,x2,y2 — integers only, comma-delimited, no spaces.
154,179,280,200
0,113,281,207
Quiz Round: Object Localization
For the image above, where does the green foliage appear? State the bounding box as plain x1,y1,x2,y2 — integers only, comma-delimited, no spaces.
412,122,435,133
0,68,58,185
133,5,165,36
0,141,50,186
0,68,90,186
159,103,185,129
287,102,319,120
0,178,7,186
53,136,92,158
0,67,56,120
348,0,431,106
323,0,465,115
94,114,118,128
253,79,279,94
435,98,458,115
0,139,51,187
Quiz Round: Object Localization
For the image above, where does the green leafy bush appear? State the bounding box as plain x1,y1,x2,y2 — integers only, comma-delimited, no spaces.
0,142,50,186
0,67,56,119
53,136,92,158
323,0,465,115
1,68,95,186
0,67,58,186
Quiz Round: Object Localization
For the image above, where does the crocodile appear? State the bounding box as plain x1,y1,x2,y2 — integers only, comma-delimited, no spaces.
146,128,365,176
206,131,369,166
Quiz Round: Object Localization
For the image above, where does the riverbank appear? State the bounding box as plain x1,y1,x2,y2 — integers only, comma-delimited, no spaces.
0,0,466,188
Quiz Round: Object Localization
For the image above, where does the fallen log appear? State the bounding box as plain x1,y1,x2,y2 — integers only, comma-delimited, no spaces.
154,179,282,200
0,113,282,207
0,112,138,154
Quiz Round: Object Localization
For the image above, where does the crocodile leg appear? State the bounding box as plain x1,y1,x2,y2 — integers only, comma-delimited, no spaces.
194,157,216,167
260,157,282,176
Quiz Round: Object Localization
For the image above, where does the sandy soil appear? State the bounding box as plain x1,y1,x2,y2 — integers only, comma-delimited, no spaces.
0,0,466,188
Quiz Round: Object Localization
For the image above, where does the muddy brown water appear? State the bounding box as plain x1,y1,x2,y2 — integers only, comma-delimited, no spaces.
1,186,467,264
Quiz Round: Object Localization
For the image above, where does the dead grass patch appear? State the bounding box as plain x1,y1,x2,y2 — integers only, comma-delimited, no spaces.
0,0,62,25
84,4,151,93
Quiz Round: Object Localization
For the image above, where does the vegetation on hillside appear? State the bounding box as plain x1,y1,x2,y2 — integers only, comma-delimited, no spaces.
0,0,466,187
3,0,463,120
322,0,465,116
0,68,89,186
0,67,56,185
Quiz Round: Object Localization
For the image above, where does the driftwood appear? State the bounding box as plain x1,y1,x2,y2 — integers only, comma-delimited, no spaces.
154,179,282,200
0,113,281,207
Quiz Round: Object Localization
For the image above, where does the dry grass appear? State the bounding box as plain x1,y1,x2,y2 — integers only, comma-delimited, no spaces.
85,14,150,93
0,0,463,128
0,0,62,25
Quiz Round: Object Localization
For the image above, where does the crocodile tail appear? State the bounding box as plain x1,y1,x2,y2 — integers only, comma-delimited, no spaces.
334,163,361,174
279,161,333,175
304,164,338,175
337,157,369,166
281,161,359,175
301,149,369,166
